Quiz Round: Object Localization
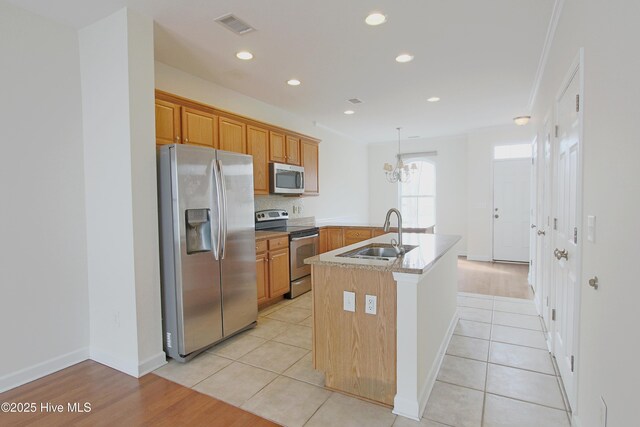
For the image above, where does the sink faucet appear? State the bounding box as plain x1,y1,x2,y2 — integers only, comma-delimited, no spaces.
383,208,405,255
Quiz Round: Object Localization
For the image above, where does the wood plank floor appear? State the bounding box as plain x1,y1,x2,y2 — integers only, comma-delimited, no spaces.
0,361,279,427
457,257,533,299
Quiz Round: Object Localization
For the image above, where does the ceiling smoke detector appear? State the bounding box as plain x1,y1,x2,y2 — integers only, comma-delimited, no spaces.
215,14,255,35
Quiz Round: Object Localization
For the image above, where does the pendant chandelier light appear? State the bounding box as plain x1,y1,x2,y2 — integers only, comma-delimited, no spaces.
384,127,417,183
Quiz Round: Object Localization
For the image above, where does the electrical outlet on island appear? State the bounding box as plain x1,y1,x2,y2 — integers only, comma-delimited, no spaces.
365,294,377,315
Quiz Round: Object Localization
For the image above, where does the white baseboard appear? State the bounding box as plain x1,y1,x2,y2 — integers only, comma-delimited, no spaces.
466,255,492,262
418,311,459,418
0,347,89,393
138,351,167,376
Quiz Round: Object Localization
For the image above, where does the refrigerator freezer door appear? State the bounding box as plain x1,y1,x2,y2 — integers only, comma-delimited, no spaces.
217,150,258,336
171,145,223,355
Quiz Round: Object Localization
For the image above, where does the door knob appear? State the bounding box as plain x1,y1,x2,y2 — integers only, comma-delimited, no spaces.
494,214,499,219
588,276,599,290
537,230,546,236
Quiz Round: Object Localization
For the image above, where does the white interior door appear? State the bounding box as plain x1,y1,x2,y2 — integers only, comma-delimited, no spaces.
493,159,531,262
529,139,538,289
551,64,581,410
538,121,554,333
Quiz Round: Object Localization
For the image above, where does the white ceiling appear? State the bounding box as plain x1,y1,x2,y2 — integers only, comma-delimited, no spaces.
10,0,555,143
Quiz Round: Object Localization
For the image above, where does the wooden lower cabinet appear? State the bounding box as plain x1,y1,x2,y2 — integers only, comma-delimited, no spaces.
344,228,373,246
256,252,269,305
268,248,290,298
256,238,290,306
319,229,328,253
326,228,344,252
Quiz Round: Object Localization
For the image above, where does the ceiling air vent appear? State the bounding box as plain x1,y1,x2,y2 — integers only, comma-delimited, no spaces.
215,14,255,35
348,98,363,104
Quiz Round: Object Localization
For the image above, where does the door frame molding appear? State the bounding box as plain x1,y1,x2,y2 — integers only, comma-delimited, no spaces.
552,48,585,412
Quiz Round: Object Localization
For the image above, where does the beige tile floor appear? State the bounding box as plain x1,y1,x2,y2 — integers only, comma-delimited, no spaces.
154,291,571,427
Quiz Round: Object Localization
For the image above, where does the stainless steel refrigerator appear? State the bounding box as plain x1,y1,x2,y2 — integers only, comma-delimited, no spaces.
157,144,257,362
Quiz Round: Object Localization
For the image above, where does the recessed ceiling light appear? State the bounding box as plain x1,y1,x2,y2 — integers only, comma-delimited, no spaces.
365,12,387,26
344,110,355,115
287,79,301,86
395,54,414,63
427,97,440,103
236,51,253,60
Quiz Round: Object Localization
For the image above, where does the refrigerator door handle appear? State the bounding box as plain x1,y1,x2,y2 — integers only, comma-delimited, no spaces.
218,159,229,260
211,158,223,260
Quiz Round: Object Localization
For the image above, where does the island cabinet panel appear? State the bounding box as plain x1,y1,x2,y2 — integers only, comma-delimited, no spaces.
312,265,397,405
155,100,181,145
326,228,344,251
182,107,218,148
269,131,287,163
247,125,269,195
301,139,319,194
218,115,247,153
343,228,373,246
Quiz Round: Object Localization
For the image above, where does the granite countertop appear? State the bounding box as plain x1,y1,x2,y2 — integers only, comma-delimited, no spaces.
255,230,290,240
305,233,460,275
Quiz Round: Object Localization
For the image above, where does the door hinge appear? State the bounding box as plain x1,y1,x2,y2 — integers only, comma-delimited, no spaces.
553,218,558,230
574,227,578,244
552,308,556,321
532,157,534,165
555,125,559,137
546,296,549,307
576,94,580,112
571,355,575,372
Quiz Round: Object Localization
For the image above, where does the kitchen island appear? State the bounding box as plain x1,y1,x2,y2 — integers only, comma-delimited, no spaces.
305,232,460,420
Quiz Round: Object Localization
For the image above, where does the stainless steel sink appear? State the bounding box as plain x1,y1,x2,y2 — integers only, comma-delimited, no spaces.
338,244,417,260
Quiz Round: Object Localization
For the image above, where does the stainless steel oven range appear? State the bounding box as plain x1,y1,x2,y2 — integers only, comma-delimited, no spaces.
255,209,319,298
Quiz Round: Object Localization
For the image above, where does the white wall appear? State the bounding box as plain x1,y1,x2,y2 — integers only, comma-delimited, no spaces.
368,135,469,254
79,8,164,377
466,126,534,261
0,1,89,392
531,1,640,425
154,62,369,223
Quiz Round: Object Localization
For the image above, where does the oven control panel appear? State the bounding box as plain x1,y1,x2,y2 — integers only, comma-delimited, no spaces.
255,209,289,222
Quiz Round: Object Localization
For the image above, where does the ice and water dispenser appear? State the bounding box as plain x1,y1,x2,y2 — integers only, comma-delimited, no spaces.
185,208,212,254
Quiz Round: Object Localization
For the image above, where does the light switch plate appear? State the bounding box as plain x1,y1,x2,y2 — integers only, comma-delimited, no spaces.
343,291,355,312
365,295,377,315
587,215,596,242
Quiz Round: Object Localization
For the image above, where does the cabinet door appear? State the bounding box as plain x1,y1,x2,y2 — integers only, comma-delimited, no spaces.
269,248,290,298
372,228,387,237
155,100,181,145
247,125,269,195
301,139,319,194
219,116,247,153
327,228,344,251
344,228,373,246
319,229,328,254
269,131,286,163
182,107,217,148
256,252,269,305
286,135,301,165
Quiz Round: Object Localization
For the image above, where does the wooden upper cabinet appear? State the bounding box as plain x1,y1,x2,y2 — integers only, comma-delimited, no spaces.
301,139,319,194
155,100,181,145
219,116,247,154
286,135,301,165
269,131,286,163
247,125,269,195
181,107,217,148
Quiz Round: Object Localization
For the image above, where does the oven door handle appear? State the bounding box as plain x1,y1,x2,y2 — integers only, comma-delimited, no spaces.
291,234,319,241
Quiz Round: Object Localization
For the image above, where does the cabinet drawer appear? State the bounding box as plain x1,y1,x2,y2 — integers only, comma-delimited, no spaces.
344,228,373,240
255,240,267,253
268,236,289,250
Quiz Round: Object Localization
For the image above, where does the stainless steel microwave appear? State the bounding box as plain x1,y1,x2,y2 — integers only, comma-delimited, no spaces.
269,162,305,194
